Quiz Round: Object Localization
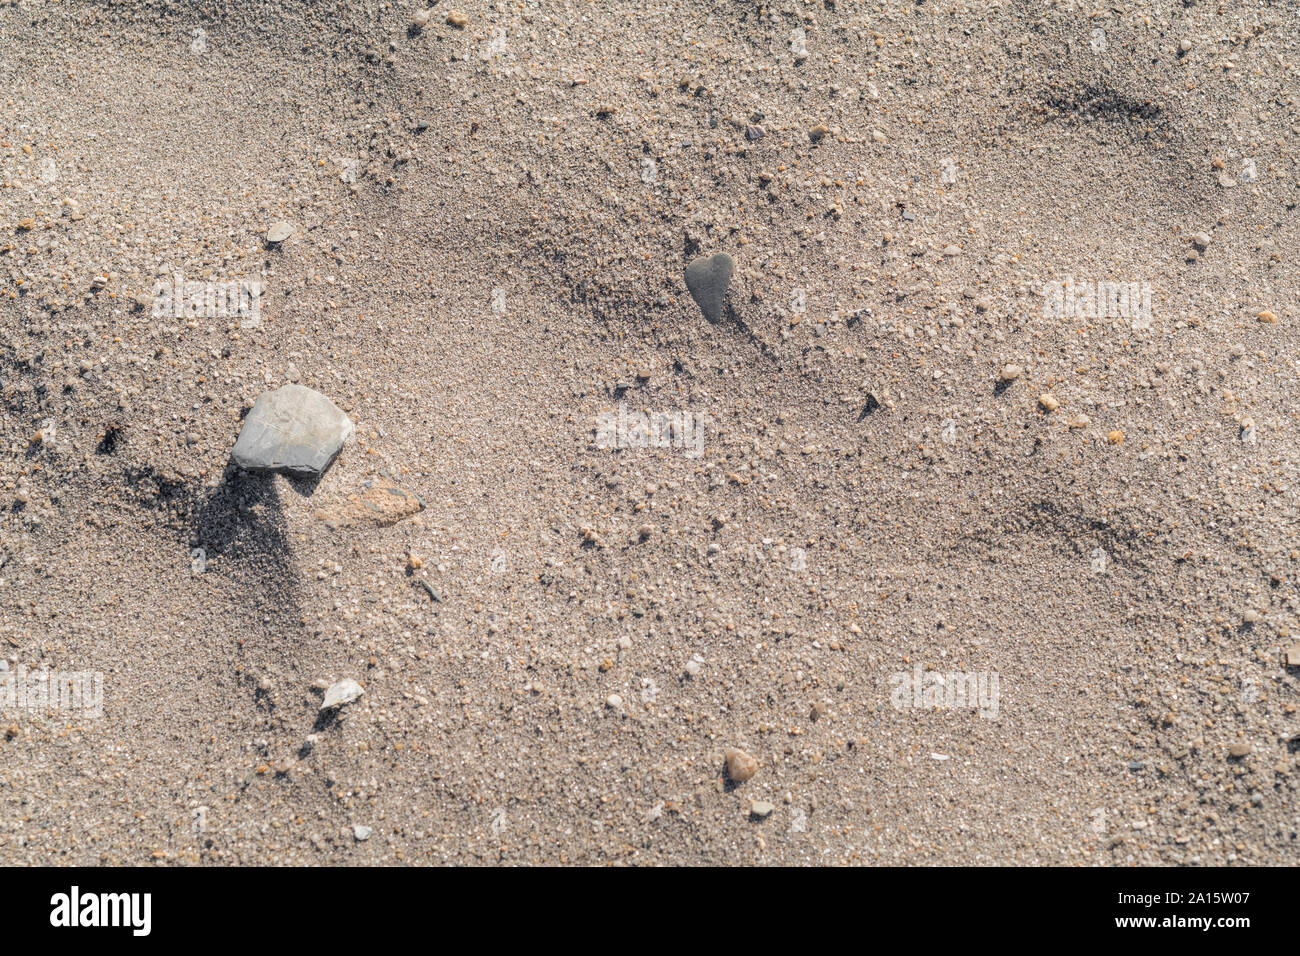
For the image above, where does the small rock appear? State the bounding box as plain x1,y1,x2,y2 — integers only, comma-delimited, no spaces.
606,694,623,710
266,221,296,244
321,678,364,711
1039,393,1060,412
315,477,424,528
749,800,775,819
1283,643,1300,667
684,252,735,323
353,825,373,842
232,385,354,477
410,8,431,28
446,10,468,27
1179,38,1192,52
745,124,766,141
1228,742,1252,759
1190,231,1211,250
725,747,759,783
999,363,1022,383
684,659,702,677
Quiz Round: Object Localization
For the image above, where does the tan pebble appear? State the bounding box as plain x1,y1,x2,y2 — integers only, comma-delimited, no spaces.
1039,394,1060,412
1228,742,1252,758
1107,430,1124,445
1257,310,1277,323
446,10,468,27
999,363,1022,382
406,553,423,570
725,748,759,782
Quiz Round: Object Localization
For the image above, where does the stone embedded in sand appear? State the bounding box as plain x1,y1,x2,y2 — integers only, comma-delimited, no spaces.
1284,643,1300,667
321,678,364,711
684,252,735,323
725,747,758,783
232,385,353,477
266,221,296,244
313,476,424,528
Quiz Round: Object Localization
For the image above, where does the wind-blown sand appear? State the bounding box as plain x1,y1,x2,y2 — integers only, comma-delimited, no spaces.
0,1,1297,865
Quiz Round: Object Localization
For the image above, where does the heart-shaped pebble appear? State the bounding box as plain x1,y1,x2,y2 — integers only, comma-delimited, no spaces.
684,252,734,323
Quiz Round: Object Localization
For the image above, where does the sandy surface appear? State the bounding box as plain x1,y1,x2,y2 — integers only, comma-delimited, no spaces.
0,0,1298,865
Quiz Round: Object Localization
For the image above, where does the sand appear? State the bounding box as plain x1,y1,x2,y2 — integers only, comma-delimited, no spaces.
0,0,1297,865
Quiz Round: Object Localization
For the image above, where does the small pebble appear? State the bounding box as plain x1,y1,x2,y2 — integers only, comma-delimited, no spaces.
999,363,1022,383
266,221,295,244
321,678,364,711
353,825,373,841
725,748,759,783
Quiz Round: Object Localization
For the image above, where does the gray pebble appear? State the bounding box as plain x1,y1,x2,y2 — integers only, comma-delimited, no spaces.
232,385,354,477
